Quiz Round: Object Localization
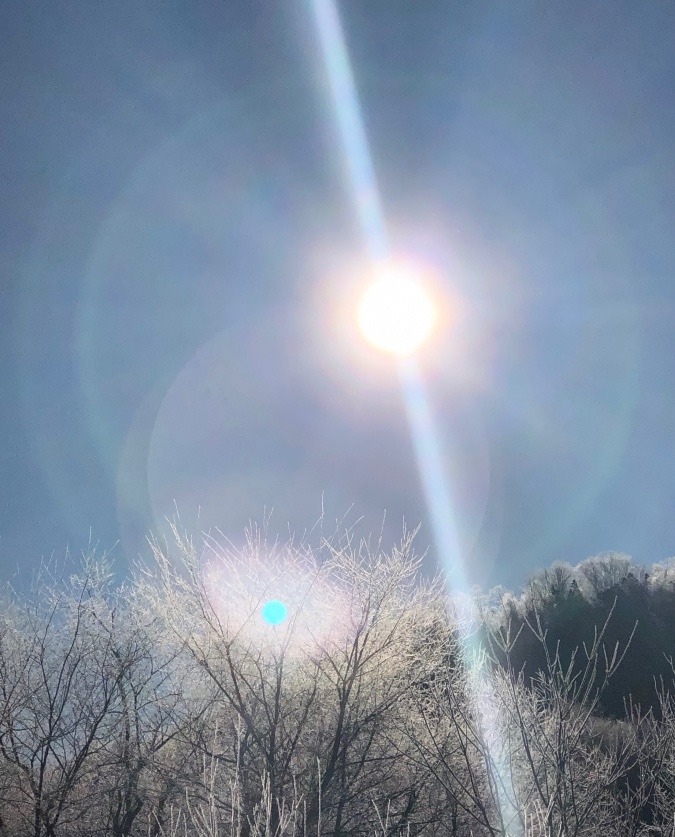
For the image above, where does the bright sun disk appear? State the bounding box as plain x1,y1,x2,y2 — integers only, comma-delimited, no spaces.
357,267,437,356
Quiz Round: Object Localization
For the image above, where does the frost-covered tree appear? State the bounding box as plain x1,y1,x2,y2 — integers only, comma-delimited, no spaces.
2,533,675,836
491,603,647,837
576,553,634,601
141,522,444,836
0,557,126,836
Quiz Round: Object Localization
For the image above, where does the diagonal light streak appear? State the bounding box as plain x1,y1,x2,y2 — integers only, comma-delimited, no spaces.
310,0,388,261
398,358,469,590
309,1,523,832
400,358,522,835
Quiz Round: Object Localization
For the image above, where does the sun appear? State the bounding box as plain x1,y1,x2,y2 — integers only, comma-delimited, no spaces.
357,264,438,356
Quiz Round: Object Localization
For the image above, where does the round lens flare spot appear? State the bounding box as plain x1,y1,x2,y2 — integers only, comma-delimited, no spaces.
357,269,438,356
261,599,288,626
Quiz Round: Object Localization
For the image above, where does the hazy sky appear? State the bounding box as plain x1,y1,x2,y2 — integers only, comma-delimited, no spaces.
2,0,674,591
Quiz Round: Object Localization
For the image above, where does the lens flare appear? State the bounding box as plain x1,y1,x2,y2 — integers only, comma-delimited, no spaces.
358,267,438,356
201,536,354,657
261,599,288,626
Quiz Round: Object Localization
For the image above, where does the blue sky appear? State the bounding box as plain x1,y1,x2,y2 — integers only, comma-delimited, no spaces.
1,0,674,590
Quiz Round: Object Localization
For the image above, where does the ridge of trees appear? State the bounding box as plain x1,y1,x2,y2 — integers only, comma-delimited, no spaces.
0,529,673,836
483,552,675,719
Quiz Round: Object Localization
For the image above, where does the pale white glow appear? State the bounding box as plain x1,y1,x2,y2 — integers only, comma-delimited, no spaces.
358,268,437,356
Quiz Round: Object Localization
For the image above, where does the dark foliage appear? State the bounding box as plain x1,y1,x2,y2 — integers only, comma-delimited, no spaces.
490,554,675,718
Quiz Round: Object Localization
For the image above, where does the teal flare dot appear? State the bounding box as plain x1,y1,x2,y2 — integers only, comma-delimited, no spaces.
261,599,288,626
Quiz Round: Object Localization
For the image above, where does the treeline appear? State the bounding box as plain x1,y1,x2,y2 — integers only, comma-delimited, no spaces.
0,528,674,836
485,552,675,718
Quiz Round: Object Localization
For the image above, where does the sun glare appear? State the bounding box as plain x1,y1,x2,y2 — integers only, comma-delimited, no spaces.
357,265,438,356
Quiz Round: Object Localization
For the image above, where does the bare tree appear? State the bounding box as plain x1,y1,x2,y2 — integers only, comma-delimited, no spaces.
2,531,675,837
0,556,124,836
90,582,210,837
394,606,521,837
491,601,647,836
639,671,675,836
143,523,443,837
577,553,634,601
523,564,575,613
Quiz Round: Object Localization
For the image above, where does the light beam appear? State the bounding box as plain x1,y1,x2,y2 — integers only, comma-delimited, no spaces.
309,1,523,831
310,0,388,261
